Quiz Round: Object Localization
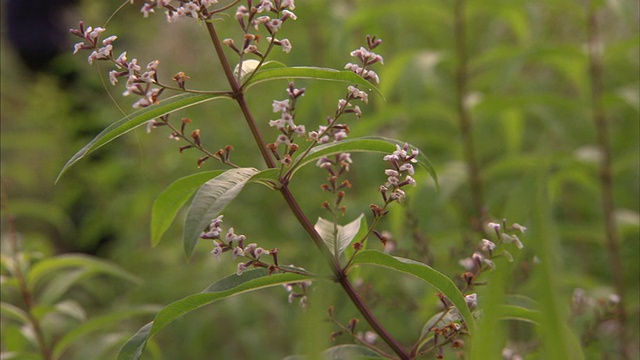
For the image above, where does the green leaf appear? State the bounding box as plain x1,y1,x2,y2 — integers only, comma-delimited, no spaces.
38,269,86,305
497,304,541,325
151,171,225,246
343,215,369,260
322,344,384,359
56,93,229,182
350,250,475,334
0,302,30,324
152,169,279,247
416,309,465,353
243,67,384,99
53,305,161,360
293,137,437,186
284,344,383,360
27,254,140,292
314,214,364,257
117,268,311,360
117,322,153,360
246,168,280,188
182,168,259,258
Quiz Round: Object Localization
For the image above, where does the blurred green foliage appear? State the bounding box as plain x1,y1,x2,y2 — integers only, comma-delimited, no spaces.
1,0,638,359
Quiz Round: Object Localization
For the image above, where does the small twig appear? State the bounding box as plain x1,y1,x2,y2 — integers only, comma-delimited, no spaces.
327,315,400,360
586,5,628,359
201,7,410,359
454,0,485,232
6,213,52,360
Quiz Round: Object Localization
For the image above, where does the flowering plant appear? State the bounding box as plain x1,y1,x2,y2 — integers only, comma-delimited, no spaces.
61,1,528,359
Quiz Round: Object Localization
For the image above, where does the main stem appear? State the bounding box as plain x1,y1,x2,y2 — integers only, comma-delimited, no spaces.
202,11,410,360
586,7,628,359
454,0,485,230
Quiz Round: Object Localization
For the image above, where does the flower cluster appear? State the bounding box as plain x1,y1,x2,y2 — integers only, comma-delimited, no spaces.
70,22,176,108
267,83,306,166
283,281,312,308
308,37,383,220
136,0,219,21
371,143,418,217
200,215,283,275
223,0,297,59
344,35,383,84
459,220,526,288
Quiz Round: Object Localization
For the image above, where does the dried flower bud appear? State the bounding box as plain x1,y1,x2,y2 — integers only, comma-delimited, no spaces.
173,71,190,90
197,156,209,168
190,129,201,146
347,318,359,333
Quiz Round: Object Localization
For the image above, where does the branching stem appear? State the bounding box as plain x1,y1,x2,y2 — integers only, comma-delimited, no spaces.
202,7,410,359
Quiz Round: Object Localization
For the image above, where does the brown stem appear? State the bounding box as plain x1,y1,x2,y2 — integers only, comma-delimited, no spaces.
202,10,276,168
586,6,628,359
201,8,410,359
6,214,52,360
454,0,485,230
279,187,410,359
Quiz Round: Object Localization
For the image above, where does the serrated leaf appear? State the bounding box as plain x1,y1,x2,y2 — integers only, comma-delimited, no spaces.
314,214,364,257
182,168,259,258
53,305,161,360
26,254,140,292
350,250,475,334
117,269,310,360
292,137,437,186
243,67,384,99
56,93,229,182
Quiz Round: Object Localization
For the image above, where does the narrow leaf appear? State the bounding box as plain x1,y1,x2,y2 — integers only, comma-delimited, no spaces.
38,269,86,305
117,269,310,360
314,214,364,257
344,215,369,260
293,137,437,186
0,302,30,324
56,93,229,182
322,344,383,359
117,322,153,360
246,168,280,188
151,171,225,246
182,168,259,258
27,254,140,291
351,250,475,334
152,169,279,247
497,304,542,325
243,67,384,99
284,344,383,360
53,305,161,360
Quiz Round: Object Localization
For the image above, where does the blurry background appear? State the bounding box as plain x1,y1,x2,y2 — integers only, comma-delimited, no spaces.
1,0,638,359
